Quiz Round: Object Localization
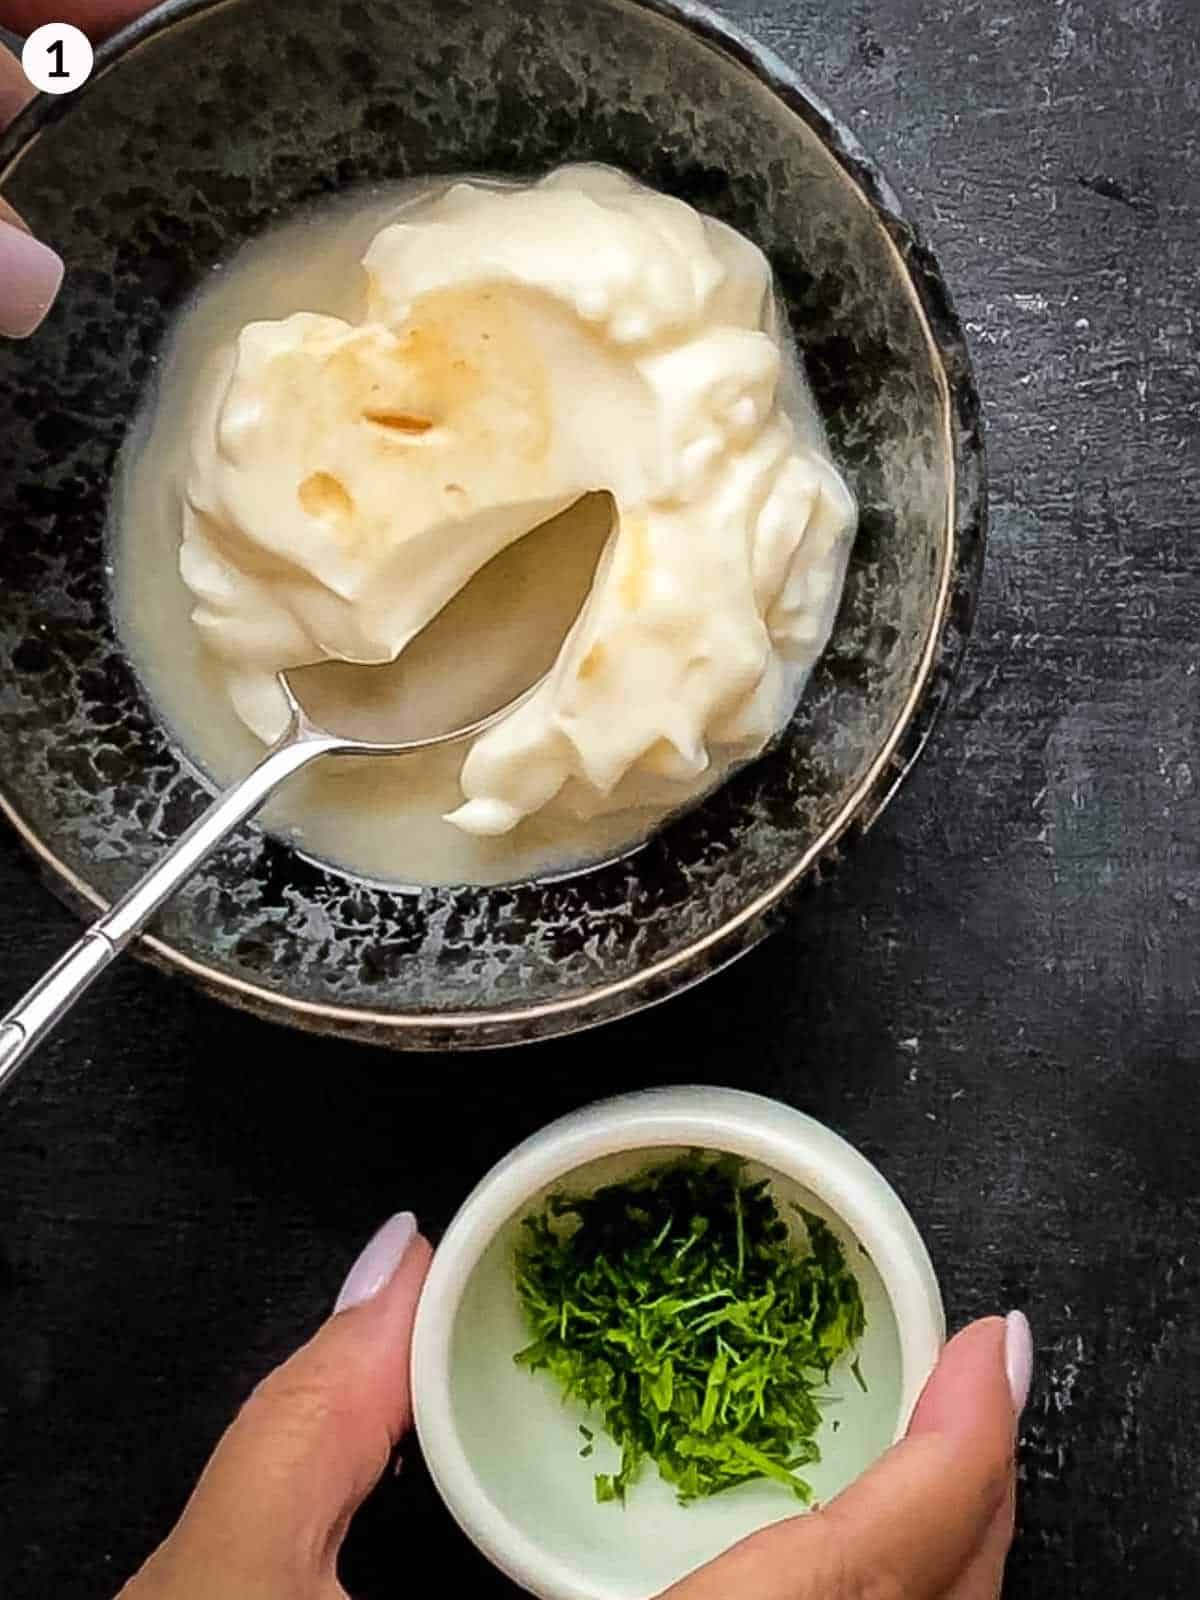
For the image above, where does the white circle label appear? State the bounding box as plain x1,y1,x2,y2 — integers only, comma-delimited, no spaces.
22,23,94,96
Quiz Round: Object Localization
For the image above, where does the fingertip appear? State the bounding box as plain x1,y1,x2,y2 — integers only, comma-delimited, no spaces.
908,1312,1036,1452
907,1315,1013,1440
1005,1308,1034,1415
327,1227,433,1445
0,217,63,338
334,1211,420,1313
356,1228,434,1340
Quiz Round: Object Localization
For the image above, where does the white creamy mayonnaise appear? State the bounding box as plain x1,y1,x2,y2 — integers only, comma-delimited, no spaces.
179,164,856,840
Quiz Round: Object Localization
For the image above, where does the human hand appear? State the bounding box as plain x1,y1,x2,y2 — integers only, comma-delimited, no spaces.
116,1208,1031,1600
666,1311,1031,1600
0,1,154,337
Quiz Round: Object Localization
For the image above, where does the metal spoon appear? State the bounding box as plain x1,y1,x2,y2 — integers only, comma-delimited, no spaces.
0,494,611,1096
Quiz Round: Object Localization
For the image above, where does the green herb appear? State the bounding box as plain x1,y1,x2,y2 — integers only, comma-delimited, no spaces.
512,1152,866,1506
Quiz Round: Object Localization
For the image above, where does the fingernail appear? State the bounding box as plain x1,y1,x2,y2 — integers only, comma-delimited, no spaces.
335,1212,417,1313
0,219,64,339
1004,1309,1033,1416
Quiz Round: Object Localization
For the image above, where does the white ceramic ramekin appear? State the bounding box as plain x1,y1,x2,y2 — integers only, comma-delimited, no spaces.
411,1087,944,1600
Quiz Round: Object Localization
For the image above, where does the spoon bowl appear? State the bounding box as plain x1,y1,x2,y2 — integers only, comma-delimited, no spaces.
285,492,613,748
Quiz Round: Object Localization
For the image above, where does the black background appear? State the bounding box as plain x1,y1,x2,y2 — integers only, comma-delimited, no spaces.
3,0,1199,1594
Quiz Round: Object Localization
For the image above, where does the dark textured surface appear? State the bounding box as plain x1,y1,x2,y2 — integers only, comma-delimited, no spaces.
1,0,1197,1596
0,0,980,1046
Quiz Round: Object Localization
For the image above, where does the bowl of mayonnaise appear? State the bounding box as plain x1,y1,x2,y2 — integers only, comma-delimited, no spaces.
0,0,984,1048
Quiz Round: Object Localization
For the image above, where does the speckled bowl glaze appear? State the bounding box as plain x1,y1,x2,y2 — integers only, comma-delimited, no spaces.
0,0,984,1050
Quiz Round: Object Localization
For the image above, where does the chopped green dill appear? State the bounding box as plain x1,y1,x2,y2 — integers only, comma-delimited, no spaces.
512,1152,866,1506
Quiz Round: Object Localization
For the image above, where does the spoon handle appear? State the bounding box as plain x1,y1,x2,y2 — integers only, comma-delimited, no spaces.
0,720,339,1099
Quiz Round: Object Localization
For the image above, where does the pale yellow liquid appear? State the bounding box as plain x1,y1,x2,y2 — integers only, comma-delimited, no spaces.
111,182,831,888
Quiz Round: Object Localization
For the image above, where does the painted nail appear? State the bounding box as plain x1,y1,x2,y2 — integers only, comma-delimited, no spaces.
0,219,64,339
334,1211,418,1313
1004,1309,1034,1416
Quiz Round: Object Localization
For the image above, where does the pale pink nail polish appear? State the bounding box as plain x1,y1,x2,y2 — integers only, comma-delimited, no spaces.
1004,1309,1034,1416
335,1212,417,1312
0,219,64,339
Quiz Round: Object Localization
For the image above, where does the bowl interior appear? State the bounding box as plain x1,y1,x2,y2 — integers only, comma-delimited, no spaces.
0,0,979,1046
446,1146,901,1600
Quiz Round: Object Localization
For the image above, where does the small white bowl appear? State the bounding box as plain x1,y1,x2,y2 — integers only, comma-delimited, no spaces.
411,1088,944,1600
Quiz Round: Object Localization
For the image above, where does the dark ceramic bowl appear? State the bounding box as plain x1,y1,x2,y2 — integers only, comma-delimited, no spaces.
0,0,984,1050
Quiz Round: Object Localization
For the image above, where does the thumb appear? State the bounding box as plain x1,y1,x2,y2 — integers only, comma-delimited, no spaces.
667,1314,1029,1600
0,48,60,340
123,1213,431,1598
